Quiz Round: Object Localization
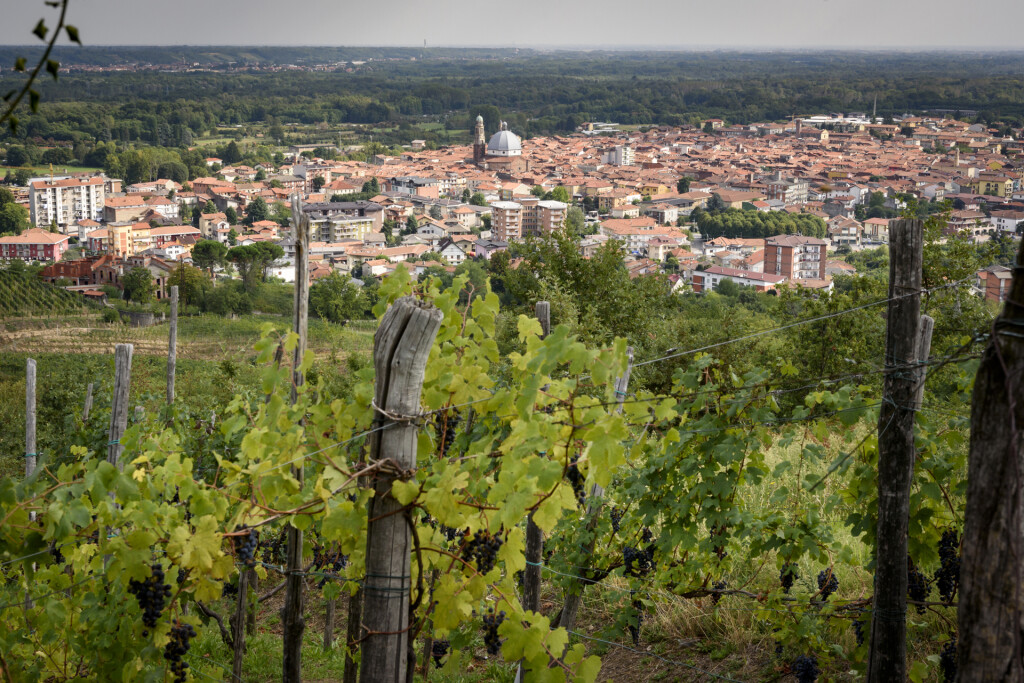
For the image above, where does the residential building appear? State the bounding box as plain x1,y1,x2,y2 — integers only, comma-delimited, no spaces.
0,228,71,262
600,145,635,167
490,199,567,242
977,265,1013,302
303,202,384,242
991,210,1024,234
764,235,828,281
30,177,105,228
691,265,786,293
765,175,809,205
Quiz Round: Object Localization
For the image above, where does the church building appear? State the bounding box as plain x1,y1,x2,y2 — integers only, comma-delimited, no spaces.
472,115,531,174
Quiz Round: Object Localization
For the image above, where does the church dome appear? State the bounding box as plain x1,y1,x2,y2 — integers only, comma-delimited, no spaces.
487,121,522,157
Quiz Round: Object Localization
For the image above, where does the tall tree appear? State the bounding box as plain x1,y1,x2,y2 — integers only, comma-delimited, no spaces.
677,176,691,194
191,239,228,281
122,267,155,303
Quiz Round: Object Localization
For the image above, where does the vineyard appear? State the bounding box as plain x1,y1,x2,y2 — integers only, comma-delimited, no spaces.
0,269,94,319
0,219,1017,683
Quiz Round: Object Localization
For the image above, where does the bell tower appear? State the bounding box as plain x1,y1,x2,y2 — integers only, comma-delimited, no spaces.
473,115,486,164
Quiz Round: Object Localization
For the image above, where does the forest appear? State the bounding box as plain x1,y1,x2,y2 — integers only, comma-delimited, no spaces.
3,49,1024,152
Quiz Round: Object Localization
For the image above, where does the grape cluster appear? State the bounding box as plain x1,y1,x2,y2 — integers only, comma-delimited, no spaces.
711,580,727,606
641,527,654,544
791,654,820,683
935,529,960,603
440,525,460,542
939,636,957,682
461,530,503,575
851,610,866,646
623,545,655,577
234,528,259,568
223,578,238,598
710,524,728,560
566,457,586,506
628,596,644,646
817,569,838,601
49,543,65,565
609,507,623,533
435,413,460,458
431,639,450,667
163,619,197,683
482,609,505,655
128,563,172,633
780,563,798,593
260,528,287,565
907,556,930,613
313,544,349,588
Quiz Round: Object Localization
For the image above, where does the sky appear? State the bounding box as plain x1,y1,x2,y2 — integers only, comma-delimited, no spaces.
3,0,1024,50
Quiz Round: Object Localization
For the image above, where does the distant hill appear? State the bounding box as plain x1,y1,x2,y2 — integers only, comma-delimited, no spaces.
0,45,528,67
0,270,93,318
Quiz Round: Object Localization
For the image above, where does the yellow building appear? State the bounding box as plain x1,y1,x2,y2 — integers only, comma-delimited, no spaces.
969,175,1012,198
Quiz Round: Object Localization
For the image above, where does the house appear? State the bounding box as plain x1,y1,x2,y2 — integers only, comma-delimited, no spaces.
991,210,1024,234
977,265,1013,302
691,265,786,293
0,228,71,262
474,239,508,260
436,238,468,265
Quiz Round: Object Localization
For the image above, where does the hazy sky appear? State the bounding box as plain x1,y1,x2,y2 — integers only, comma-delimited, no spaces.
4,0,1024,50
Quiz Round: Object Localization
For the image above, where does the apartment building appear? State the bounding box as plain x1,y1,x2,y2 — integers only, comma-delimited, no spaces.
764,235,828,281
303,201,385,242
490,199,567,242
765,174,809,205
29,176,105,228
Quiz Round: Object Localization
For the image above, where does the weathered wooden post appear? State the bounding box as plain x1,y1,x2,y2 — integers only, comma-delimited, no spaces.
359,296,442,683
25,359,37,477
866,218,923,683
282,195,311,683
167,285,178,405
956,239,1024,681
107,344,134,469
232,566,249,681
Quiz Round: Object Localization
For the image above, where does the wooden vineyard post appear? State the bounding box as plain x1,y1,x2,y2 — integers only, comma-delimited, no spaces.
553,347,633,638
167,285,177,406
107,344,133,469
82,382,94,424
281,196,311,683
359,296,442,683
232,565,249,681
956,239,1024,680
25,359,37,477
866,218,923,683
522,301,550,619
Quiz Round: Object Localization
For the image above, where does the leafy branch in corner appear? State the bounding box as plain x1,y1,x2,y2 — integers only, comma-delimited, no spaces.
1,0,81,134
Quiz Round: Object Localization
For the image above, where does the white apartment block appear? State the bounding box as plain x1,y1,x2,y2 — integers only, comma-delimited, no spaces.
29,177,105,229
490,199,567,242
